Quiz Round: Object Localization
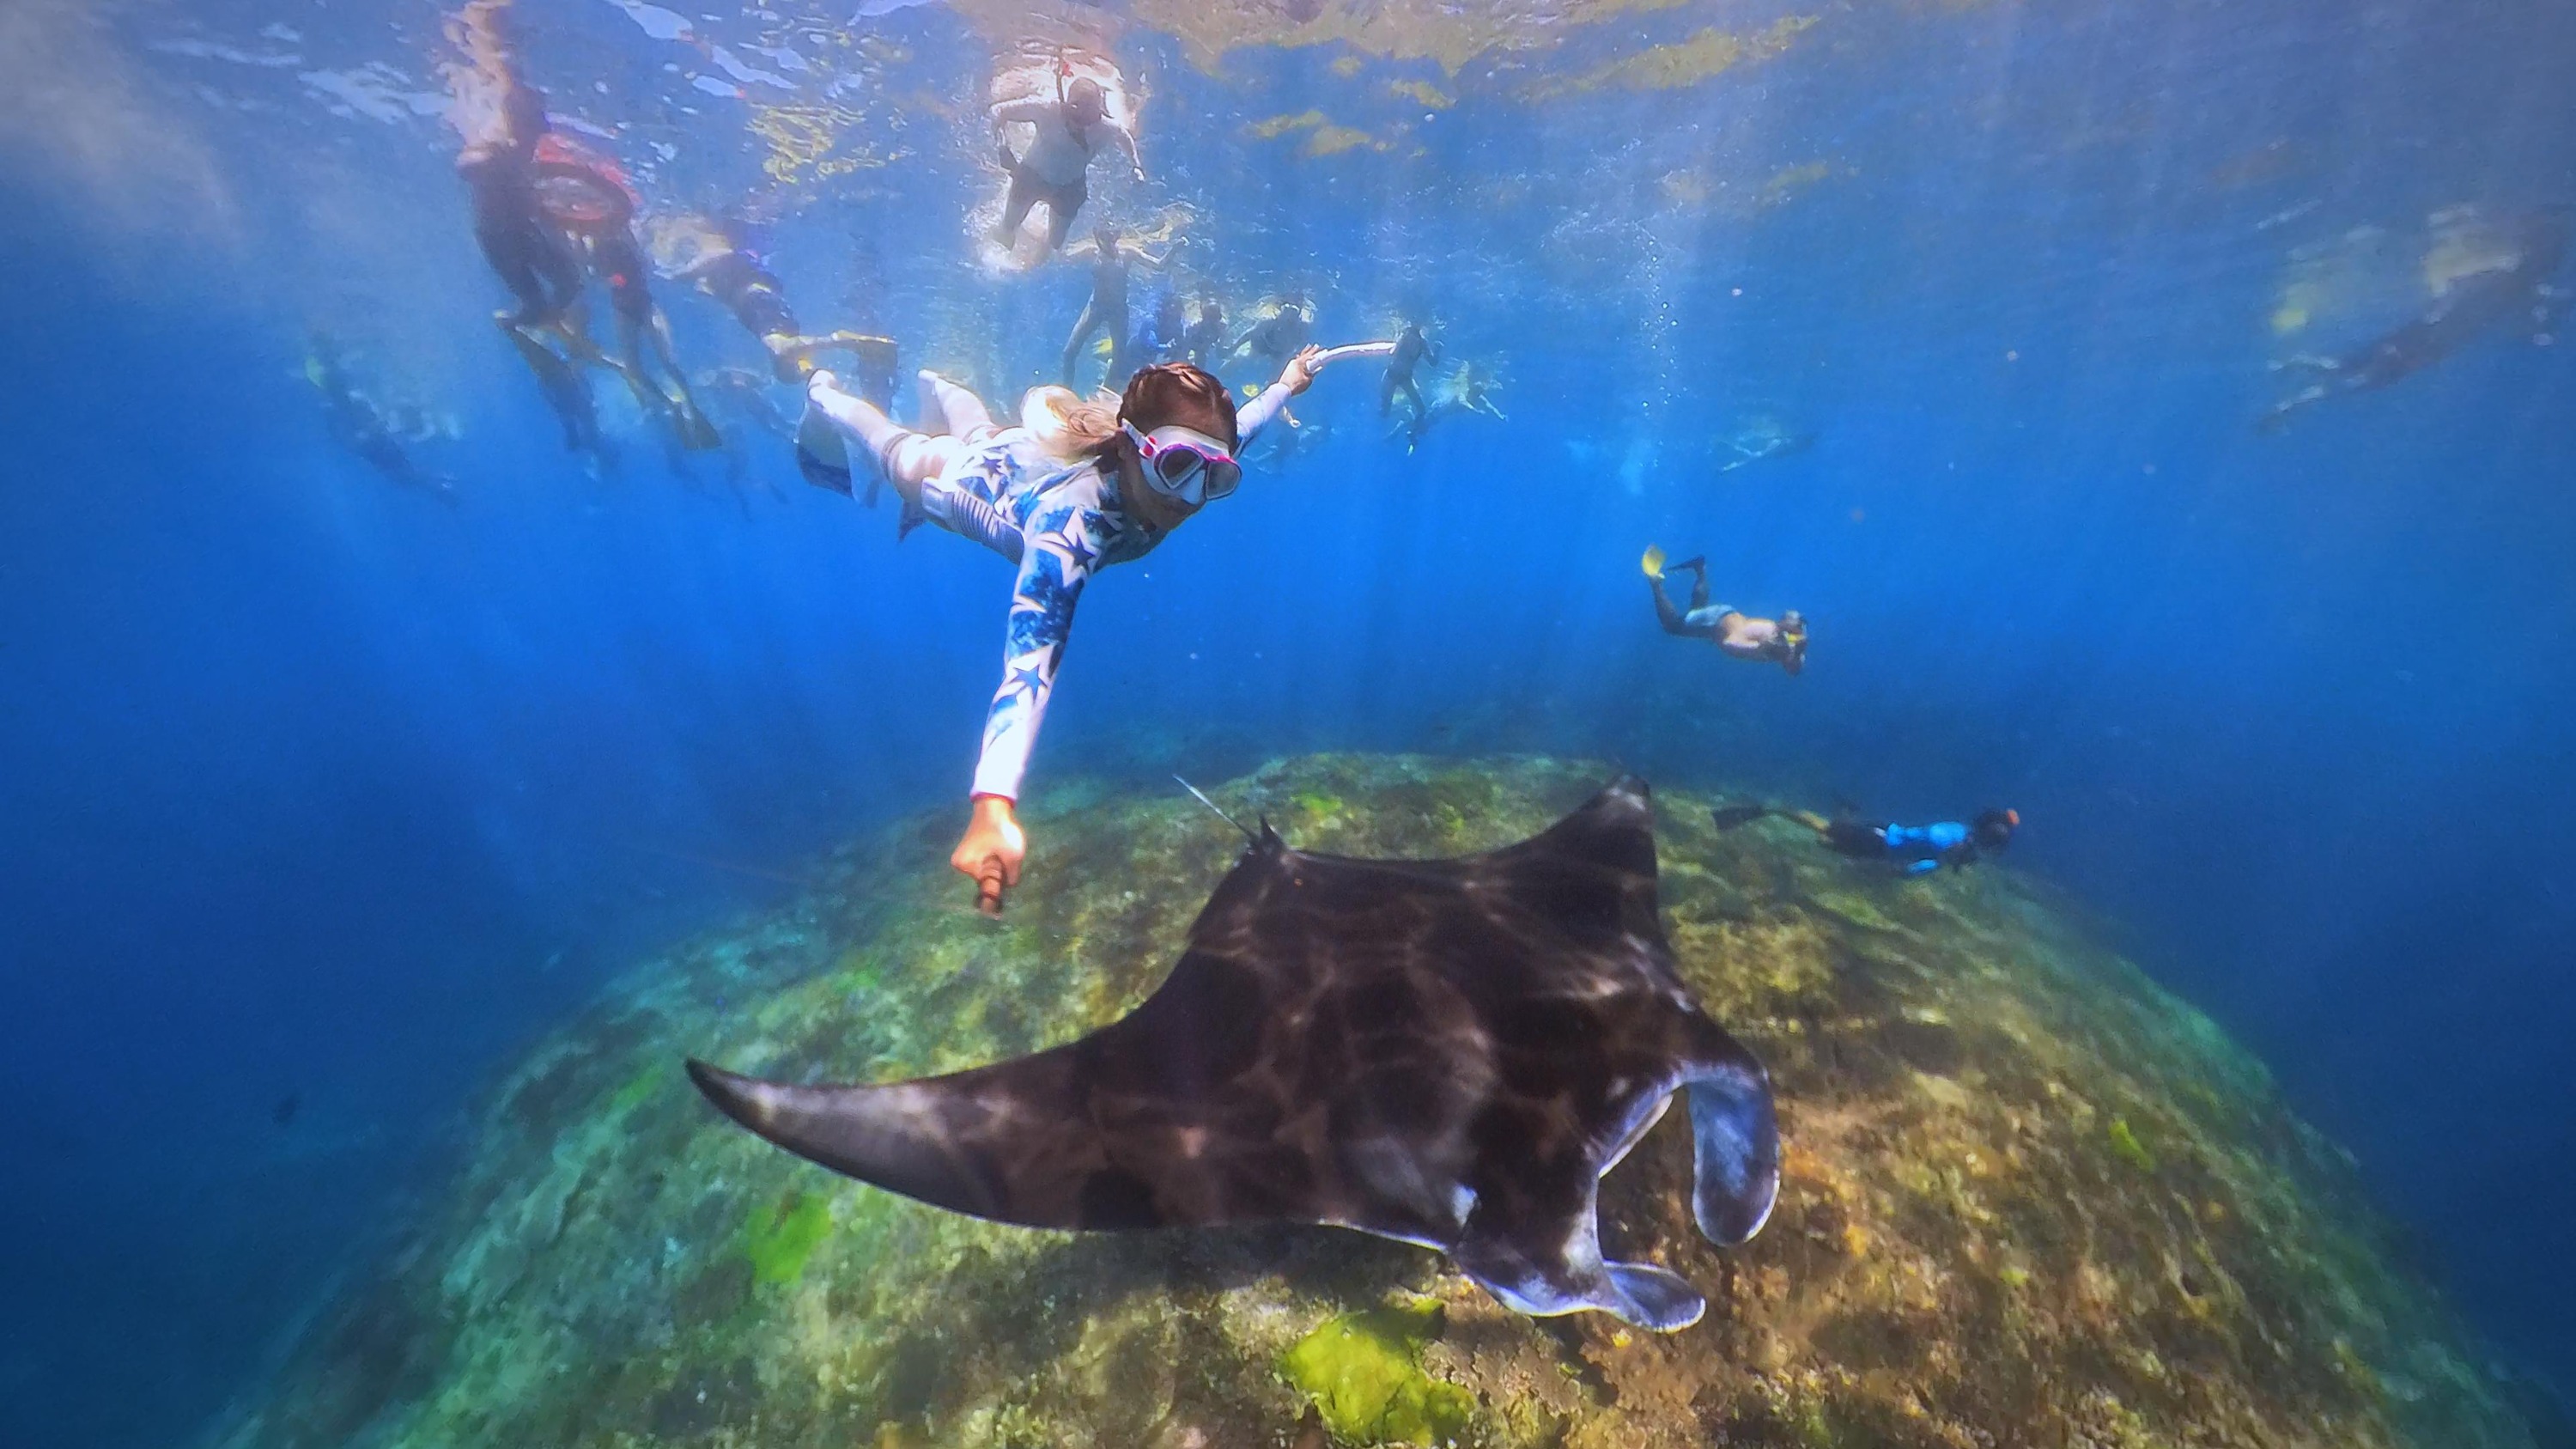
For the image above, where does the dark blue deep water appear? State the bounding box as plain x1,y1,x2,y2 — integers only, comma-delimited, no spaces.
2,0,2571,1444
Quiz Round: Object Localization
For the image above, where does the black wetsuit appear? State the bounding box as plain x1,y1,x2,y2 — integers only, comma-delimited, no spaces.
1178,309,1228,371
1380,324,1436,418
459,141,580,325
694,248,799,341
586,226,658,326
1232,308,1313,374
1062,248,1134,385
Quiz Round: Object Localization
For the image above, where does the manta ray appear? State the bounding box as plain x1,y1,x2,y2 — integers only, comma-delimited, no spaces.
687,777,1779,1330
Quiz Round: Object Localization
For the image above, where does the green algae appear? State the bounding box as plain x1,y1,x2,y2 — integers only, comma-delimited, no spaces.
211,755,2547,1449
608,1060,670,1116
831,947,886,996
1292,789,1347,819
742,1190,834,1285
1280,1300,1474,1446
2108,1116,2157,1172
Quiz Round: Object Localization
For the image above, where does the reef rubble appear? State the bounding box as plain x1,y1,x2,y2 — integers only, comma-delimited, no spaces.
206,755,2537,1449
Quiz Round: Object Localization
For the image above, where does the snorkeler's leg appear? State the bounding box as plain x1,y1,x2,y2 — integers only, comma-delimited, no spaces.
1061,300,1102,385
1043,179,1086,254
916,370,996,441
806,375,962,507
648,313,723,450
1667,557,1710,612
996,167,1038,241
606,310,671,414
497,316,590,451
1649,575,1693,637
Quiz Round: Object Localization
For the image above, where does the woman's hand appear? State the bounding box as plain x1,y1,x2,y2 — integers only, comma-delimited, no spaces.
951,795,1026,916
1280,344,1327,396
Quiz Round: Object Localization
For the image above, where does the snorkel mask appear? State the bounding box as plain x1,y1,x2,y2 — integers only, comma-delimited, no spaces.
1121,421,1241,507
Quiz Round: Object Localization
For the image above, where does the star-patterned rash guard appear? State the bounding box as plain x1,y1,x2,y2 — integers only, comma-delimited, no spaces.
919,382,1291,801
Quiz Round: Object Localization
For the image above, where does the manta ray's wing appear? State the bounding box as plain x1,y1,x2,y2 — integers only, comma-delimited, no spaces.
690,820,1431,1232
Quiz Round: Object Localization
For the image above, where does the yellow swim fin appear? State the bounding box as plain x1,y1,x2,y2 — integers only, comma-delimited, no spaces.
1641,544,1666,579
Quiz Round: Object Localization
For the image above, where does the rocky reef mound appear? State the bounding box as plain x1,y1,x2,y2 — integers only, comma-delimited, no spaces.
210,756,2533,1449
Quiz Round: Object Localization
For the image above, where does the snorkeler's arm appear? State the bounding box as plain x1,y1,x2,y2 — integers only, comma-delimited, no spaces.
1236,384,1294,447
1905,858,1941,875
1239,348,1321,444
1108,119,1143,177
968,495,1109,804
990,95,1055,125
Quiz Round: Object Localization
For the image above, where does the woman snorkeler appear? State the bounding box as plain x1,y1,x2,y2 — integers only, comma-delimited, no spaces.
799,346,1331,914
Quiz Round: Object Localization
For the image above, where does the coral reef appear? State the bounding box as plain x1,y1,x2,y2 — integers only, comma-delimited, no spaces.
204,756,2537,1449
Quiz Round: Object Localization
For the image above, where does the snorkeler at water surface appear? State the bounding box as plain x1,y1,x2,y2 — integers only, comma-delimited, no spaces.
1177,297,1230,371
1379,320,1438,421
1224,294,1315,378
451,0,607,462
1397,360,1505,452
568,198,722,453
1132,289,1189,369
1716,803,2019,874
2258,204,2570,431
799,346,1334,913
653,213,899,387
1643,546,1807,674
991,75,1141,256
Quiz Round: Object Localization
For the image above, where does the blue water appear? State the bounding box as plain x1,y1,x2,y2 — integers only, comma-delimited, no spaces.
3,0,2572,1444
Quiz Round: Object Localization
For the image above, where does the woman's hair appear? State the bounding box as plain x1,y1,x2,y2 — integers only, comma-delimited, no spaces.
1023,362,1237,465
1021,385,1121,462
1120,362,1238,447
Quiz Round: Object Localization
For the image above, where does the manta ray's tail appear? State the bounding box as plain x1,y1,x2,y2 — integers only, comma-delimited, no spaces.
685,1056,1142,1229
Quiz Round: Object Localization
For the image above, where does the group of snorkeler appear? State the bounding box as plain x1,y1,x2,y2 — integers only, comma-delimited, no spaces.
449,0,899,477
450,2,2014,906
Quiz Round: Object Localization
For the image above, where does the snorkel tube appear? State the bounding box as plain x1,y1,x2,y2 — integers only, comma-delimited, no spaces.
1309,340,1400,370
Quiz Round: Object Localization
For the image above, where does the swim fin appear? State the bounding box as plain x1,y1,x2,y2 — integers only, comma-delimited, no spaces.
677,403,726,453
501,319,576,394
793,402,855,496
501,320,599,454
1710,804,1772,832
1641,545,1666,579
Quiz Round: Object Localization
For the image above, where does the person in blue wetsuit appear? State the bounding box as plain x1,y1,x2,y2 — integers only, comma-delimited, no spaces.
800,346,1326,914
1716,804,2019,874
1132,288,1188,370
